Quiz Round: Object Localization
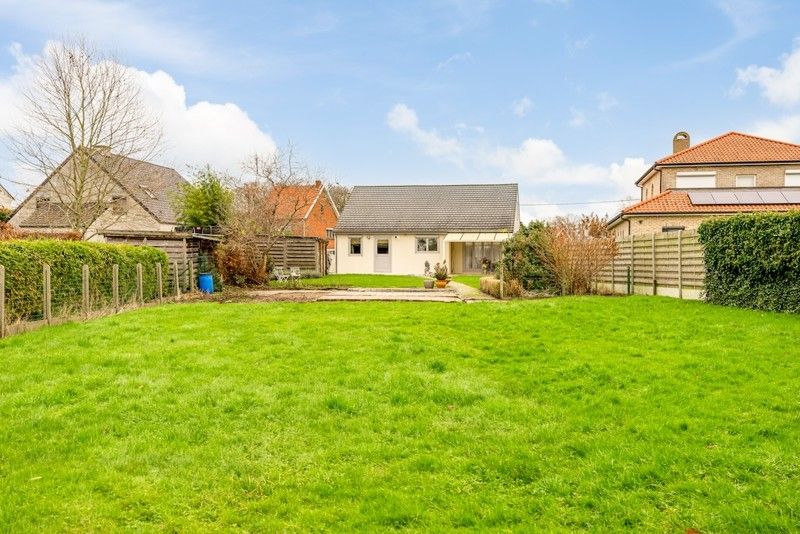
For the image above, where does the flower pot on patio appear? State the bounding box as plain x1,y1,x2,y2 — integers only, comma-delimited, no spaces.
435,279,449,289
423,279,434,289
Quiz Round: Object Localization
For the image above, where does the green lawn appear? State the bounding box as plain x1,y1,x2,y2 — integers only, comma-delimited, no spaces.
274,273,425,288
451,274,483,288
1,297,800,530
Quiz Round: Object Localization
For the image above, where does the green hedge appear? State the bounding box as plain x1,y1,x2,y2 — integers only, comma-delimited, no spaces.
0,240,169,322
698,212,800,313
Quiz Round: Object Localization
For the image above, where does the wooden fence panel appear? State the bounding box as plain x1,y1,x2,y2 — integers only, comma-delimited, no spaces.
596,230,705,300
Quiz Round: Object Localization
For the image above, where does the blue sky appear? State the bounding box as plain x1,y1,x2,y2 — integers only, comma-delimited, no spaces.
2,0,800,219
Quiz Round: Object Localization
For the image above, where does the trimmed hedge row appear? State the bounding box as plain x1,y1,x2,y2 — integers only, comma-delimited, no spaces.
0,240,169,322
698,212,800,313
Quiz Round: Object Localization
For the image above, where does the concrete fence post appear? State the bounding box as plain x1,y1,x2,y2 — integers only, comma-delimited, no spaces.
136,263,144,305
651,232,657,296
43,264,52,325
0,264,5,338
82,264,90,320
112,264,120,313
677,230,684,299
156,263,163,303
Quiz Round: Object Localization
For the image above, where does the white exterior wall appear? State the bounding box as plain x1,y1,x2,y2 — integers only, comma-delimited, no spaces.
336,234,449,275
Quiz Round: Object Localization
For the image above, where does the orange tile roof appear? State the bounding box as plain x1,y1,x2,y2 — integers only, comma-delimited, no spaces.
269,183,323,219
621,190,800,215
656,131,800,165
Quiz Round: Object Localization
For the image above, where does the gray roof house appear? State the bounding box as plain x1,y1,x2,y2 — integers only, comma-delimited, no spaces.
8,149,187,241
333,183,520,275
0,183,13,210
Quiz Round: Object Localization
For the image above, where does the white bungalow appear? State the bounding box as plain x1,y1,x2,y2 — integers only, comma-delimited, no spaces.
333,183,520,275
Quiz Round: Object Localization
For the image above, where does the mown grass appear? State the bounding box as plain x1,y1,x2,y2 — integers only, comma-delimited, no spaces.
451,274,483,288
274,273,425,288
1,297,799,531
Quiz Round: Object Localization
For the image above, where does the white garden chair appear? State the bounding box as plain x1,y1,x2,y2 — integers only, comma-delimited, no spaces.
274,267,290,283
289,267,301,285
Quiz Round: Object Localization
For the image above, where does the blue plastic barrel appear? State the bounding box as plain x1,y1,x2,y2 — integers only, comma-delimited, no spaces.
198,273,214,294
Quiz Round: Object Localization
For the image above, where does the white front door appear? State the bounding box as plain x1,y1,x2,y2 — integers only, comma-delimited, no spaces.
374,237,391,273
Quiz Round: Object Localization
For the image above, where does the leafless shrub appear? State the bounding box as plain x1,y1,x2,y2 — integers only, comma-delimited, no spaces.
534,214,616,295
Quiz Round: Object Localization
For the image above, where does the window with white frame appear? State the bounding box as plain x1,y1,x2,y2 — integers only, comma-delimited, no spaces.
675,171,716,188
735,174,756,187
349,237,362,255
786,170,800,186
416,237,438,252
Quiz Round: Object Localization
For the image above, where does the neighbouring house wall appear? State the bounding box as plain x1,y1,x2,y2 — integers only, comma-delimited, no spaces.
611,214,725,237
659,164,800,190
0,188,13,209
304,190,338,249
639,171,661,200
9,159,176,236
336,234,448,275
91,202,173,241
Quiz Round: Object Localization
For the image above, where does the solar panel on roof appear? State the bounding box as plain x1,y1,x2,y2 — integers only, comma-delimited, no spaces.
782,190,800,203
734,191,762,204
688,191,715,205
758,190,787,203
711,191,738,204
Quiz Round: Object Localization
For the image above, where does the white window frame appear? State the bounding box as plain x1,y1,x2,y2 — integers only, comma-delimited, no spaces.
348,237,362,256
735,174,756,187
675,171,716,189
786,170,800,187
415,236,438,253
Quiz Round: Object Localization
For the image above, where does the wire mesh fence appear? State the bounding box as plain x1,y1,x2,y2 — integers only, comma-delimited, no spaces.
0,259,195,338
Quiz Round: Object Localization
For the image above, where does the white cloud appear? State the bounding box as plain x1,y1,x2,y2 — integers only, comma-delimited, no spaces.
597,91,618,112
569,107,587,127
386,102,647,220
0,43,276,194
437,52,472,71
0,0,260,75
512,96,532,118
132,69,277,173
675,0,769,66
386,103,462,161
735,38,800,107
752,114,800,142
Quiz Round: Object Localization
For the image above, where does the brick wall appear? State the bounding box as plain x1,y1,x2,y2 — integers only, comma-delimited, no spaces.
303,188,338,249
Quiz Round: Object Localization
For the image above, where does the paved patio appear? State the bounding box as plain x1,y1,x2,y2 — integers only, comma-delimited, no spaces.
235,281,494,303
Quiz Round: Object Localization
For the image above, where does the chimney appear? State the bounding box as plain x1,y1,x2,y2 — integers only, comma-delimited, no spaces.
673,131,690,153
315,180,321,188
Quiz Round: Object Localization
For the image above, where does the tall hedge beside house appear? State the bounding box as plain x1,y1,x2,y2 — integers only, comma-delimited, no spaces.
0,240,169,322
699,212,800,313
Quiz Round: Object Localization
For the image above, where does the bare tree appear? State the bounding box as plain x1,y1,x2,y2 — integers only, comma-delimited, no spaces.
327,182,352,213
216,148,320,285
9,38,161,237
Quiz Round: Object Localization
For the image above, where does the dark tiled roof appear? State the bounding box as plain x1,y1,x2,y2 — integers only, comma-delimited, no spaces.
22,202,104,228
93,153,187,223
335,183,518,233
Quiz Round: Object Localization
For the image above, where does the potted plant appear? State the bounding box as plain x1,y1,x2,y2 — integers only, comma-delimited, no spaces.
432,261,449,288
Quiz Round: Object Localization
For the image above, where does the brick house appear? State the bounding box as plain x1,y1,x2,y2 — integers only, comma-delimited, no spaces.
276,180,339,249
608,131,800,236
